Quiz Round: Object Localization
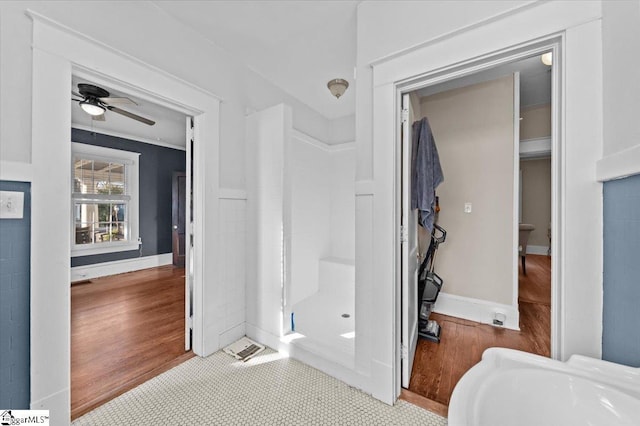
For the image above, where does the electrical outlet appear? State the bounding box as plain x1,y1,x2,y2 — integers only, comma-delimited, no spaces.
464,202,472,213
0,191,24,219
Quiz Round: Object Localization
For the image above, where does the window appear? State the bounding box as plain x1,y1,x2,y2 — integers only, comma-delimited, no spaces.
71,143,140,256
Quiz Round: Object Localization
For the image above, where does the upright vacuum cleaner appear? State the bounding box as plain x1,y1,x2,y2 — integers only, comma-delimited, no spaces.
417,223,447,343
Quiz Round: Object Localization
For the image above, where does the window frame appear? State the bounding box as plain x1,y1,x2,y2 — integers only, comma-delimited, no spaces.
71,142,141,257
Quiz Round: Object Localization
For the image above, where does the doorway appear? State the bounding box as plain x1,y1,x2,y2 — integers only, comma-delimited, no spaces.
68,77,193,418
399,48,555,410
29,15,221,421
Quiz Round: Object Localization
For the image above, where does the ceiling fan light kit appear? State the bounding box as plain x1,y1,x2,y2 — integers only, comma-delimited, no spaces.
73,83,156,126
79,98,106,116
327,78,349,99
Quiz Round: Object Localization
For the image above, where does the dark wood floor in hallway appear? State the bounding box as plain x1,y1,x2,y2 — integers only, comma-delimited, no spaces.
71,265,193,420
407,254,551,411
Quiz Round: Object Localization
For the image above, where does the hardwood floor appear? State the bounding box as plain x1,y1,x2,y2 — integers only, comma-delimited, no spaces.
408,254,551,410
71,265,192,420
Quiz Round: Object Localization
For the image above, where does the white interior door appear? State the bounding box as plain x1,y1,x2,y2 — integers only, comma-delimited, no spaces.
401,94,419,388
185,116,193,351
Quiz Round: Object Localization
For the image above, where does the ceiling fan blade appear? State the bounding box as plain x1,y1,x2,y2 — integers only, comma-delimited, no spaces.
72,91,83,98
92,114,106,122
101,96,138,106
107,106,155,126
72,98,83,102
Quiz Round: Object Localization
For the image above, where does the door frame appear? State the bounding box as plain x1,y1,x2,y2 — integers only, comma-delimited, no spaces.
29,11,221,421
398,69,524,389
399,93,420,388
386,34,576,401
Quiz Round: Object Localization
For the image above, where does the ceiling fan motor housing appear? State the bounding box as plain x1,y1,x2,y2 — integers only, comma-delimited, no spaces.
78,83,110,99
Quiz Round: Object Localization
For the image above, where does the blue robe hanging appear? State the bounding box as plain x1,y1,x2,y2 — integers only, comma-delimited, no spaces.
411,117,444,233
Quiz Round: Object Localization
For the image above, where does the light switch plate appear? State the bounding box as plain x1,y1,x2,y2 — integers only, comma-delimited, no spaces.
464,202,472,213
0,191,24,219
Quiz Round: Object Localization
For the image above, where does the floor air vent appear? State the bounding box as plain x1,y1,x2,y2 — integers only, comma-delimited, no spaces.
223,337,265,362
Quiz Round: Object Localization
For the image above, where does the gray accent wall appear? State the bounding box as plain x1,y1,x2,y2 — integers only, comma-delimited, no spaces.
71,129,185,267
0,180,31,409
602,173,640,367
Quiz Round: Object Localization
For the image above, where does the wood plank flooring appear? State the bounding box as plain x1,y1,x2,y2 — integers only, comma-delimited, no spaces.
408,254,551,410
71,265,192,420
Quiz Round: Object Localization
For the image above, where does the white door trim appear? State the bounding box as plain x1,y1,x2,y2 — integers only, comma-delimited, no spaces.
28,11,221,422
512,72,521,312
392,40,561,401
369,15,603,403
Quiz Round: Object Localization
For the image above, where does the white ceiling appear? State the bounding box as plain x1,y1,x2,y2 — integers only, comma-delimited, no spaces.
71,75,187,149
152,0,359,120
71,3,550,146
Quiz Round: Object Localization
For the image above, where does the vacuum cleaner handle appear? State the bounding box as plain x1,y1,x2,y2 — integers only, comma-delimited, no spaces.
433,224,447,244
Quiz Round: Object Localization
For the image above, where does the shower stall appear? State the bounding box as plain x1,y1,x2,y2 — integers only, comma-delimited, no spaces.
284,129,355,367
245,104,356,368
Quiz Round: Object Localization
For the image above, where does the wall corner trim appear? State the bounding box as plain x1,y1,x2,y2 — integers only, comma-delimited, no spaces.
0,161,33,182
292,129,355,153
596,143,640,182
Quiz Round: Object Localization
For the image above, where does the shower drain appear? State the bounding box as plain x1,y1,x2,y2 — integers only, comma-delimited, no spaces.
341,313,350,318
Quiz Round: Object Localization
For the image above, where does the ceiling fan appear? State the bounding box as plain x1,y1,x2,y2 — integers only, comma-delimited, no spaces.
72,83,155,126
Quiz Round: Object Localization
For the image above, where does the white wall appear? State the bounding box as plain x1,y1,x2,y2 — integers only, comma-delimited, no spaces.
0,1,333,189
601,0,640,157
329,114,356,145
286,133,355,308
245,104,290,338
597,0,640,180
355,0,535,181
329,146,356,260
289,135,332,305
357,0,604,404
217,196,247,347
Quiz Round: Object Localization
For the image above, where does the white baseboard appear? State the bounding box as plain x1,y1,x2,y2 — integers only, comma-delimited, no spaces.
527,245,550,255
219,323,246,349
30,387,68,426
71,253,173,281
433,292,520,330
245,323,280,351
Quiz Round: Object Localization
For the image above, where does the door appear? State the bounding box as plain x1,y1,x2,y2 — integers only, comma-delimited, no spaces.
401,93,420,387
184,116,194,351
172,171,187,267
